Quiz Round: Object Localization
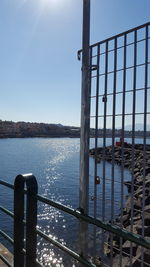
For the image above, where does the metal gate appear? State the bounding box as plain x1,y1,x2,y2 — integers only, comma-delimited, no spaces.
86,22,150,266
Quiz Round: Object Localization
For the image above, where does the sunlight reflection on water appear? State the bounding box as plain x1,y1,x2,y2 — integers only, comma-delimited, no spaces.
35,138,132,266
0,138,138,266
36,138,80,266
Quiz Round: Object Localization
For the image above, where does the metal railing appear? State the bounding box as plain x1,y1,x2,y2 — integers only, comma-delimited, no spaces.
0,174,150,266
79,21,150,266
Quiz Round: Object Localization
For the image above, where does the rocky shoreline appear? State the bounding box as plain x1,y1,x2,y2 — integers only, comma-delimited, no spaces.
90,143,150,266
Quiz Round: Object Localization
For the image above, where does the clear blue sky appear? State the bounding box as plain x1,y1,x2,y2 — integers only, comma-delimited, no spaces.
0,0,149,126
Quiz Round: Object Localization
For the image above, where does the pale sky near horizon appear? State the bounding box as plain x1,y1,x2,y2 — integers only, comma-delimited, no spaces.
0,0,149,126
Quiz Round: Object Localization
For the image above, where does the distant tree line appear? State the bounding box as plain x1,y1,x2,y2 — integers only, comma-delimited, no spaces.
0,120,149,138
0,120,80,138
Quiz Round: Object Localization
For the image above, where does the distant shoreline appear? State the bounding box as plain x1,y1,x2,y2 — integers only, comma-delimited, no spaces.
0,136,81,139
0,120,149,139
0,136,150,140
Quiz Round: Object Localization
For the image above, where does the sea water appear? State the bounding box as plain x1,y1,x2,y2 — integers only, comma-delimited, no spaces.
0,137,139,266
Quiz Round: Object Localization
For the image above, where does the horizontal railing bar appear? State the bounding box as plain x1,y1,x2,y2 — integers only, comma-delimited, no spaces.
89,202,150,217
90,86,150,99
36,229,96,267
78,22,150,54
0,206,28,227
1,181,149,251
0,180,14,190
91,62,150,78
0,206,14,218
0,201,91,267
37,194,77,215
91,21,150,48
0,230,13,245
37,195,150,249
90,111,150,118
91,37,150,58
0,253,12,267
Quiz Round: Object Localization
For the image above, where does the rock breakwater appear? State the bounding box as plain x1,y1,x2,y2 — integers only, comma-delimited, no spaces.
90,144,150,266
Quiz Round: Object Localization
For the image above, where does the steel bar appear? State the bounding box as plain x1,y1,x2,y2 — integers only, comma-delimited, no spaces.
141,24,149,267
90,111,150,118
110,37,117,266
90,36,150,58
78,23,150,61
129,29,137,267
84,22,150,49
0,253,12,267
90,86,150,99
91,61,150,78
79,0,91,260
0,180,14,189
36,229,96,267
101,40,108,260
14,174,38,267
37,196,150,249
120,33,127,267
14,175,24,267
38,193,128,206
93,44,100,258
0,230,14,245
0,206,14,218
25,175,38,267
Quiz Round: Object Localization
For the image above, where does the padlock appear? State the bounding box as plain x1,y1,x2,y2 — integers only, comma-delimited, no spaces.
95,176,100,185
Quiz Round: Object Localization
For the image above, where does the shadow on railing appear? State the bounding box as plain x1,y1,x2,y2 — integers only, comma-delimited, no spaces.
0,174,150,267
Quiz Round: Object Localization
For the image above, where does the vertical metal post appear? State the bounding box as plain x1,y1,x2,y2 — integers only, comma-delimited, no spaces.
101,40,108,257
141,24,148,267
130,30,137,266
14,176,24,267
120,33,127,267
93,44,100,258
26,175,38,267
79,0,91,259
110,37,117,266
14,174,38,267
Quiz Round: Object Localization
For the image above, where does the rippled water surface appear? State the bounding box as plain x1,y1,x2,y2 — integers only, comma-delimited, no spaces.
0,137,134,266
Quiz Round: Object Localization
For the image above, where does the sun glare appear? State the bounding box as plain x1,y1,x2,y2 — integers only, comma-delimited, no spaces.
18,0,73,19
37,0,72,15
40,0,60,8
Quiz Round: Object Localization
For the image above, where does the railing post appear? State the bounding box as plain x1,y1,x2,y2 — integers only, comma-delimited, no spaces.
14,176,24,267
79,0,91,260
26,175,38,267
14,174,38,267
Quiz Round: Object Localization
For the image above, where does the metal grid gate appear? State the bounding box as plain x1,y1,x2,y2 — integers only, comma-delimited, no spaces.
88,22,150,266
